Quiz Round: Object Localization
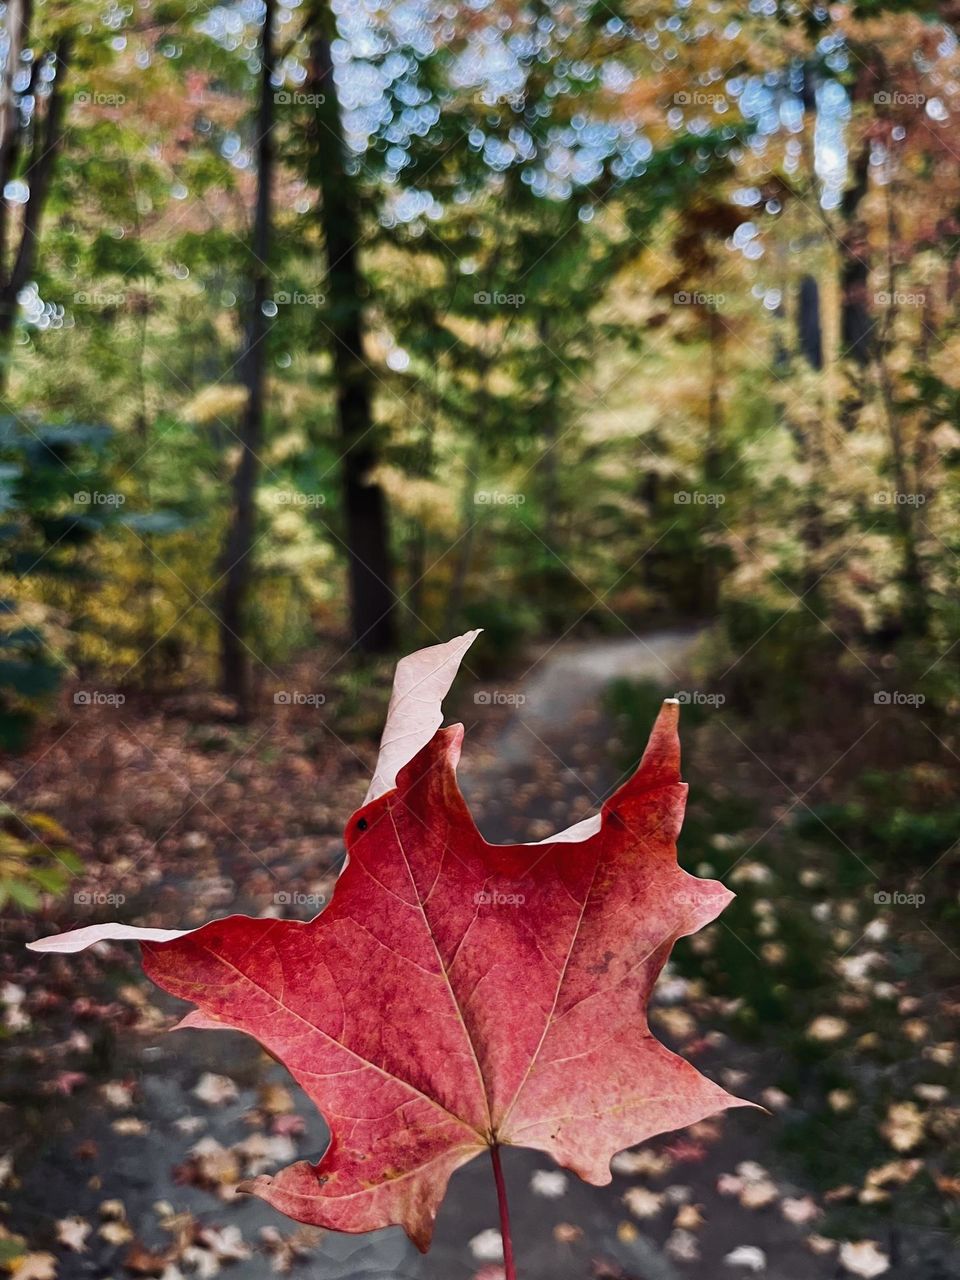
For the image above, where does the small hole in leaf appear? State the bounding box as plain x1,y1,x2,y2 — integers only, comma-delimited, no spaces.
357,817,368,831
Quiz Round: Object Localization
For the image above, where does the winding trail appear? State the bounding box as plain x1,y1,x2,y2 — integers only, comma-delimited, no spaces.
489,630,701,769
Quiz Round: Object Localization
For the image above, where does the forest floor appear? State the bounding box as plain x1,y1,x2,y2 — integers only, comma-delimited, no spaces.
0,630,956,1280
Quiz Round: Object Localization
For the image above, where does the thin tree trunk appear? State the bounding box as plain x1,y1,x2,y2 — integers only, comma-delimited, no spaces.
219,0,276,707
445,437,481,634
701,307,724,612
797,275,823,370
536,315,559,544
839,141,872,368
0,30,68,395
874,180,927,635
304,0,396,654
838,62,875,372
876,356,927,634
0,0,32,269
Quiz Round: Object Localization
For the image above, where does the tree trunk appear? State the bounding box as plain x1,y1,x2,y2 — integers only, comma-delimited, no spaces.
537,314,559,546
219,0,275,707
304,0,396,654
876,356,927,635
874,180,927,636
0,29,68,395
839,70,874,370
797,275,823,370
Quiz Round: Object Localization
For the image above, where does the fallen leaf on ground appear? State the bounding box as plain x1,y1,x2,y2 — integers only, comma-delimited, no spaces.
610,1149,672,1178
724,1246,766,1271
195,1226,250,1262
112,1118,149,1136
663,1138,708,1163
664,1183,693,1204
824,1184,858,1203
271,1114,305,1138
839,1240,890,1277
914,1083,947,1102
780,1196,820,1224
806,1234,836,1255
760,1087,789,1111
553,1223,582,1243
623,1187,664,1219
864,1158,922,1188
10,1253,57,1280
530,1170,567,1198
173,1116,205,1136
673,1204,703,1230
54,1218,90,1253
258,1083,295,1115
192,1073,238,1107
123,1241,170,1275
665,1228,700,1262
258,1225,320,1274
102,1081,136,1109
468,1229,503,1262
858,1187,889,1206
175,1138,240,1191
233,1133,297,1177
99,1222,134,1246
47,1071,87,1096
879,1102,924,1152
806,1016,848,1043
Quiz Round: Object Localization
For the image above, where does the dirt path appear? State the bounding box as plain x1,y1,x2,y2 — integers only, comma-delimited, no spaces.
488,629,700,768
5,631,838,1280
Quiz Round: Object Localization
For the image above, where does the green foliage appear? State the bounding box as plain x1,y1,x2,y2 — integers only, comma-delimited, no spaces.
0,418,113,746
0,803,81,910
0,0,957,747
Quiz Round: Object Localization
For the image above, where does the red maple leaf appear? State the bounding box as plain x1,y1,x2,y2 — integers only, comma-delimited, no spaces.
30,632,752,1250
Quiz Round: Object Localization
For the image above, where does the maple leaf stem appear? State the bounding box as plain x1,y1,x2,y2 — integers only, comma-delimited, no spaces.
489,1143,517,1280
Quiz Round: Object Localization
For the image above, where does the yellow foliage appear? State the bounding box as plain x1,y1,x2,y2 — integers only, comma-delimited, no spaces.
183,384,248,424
